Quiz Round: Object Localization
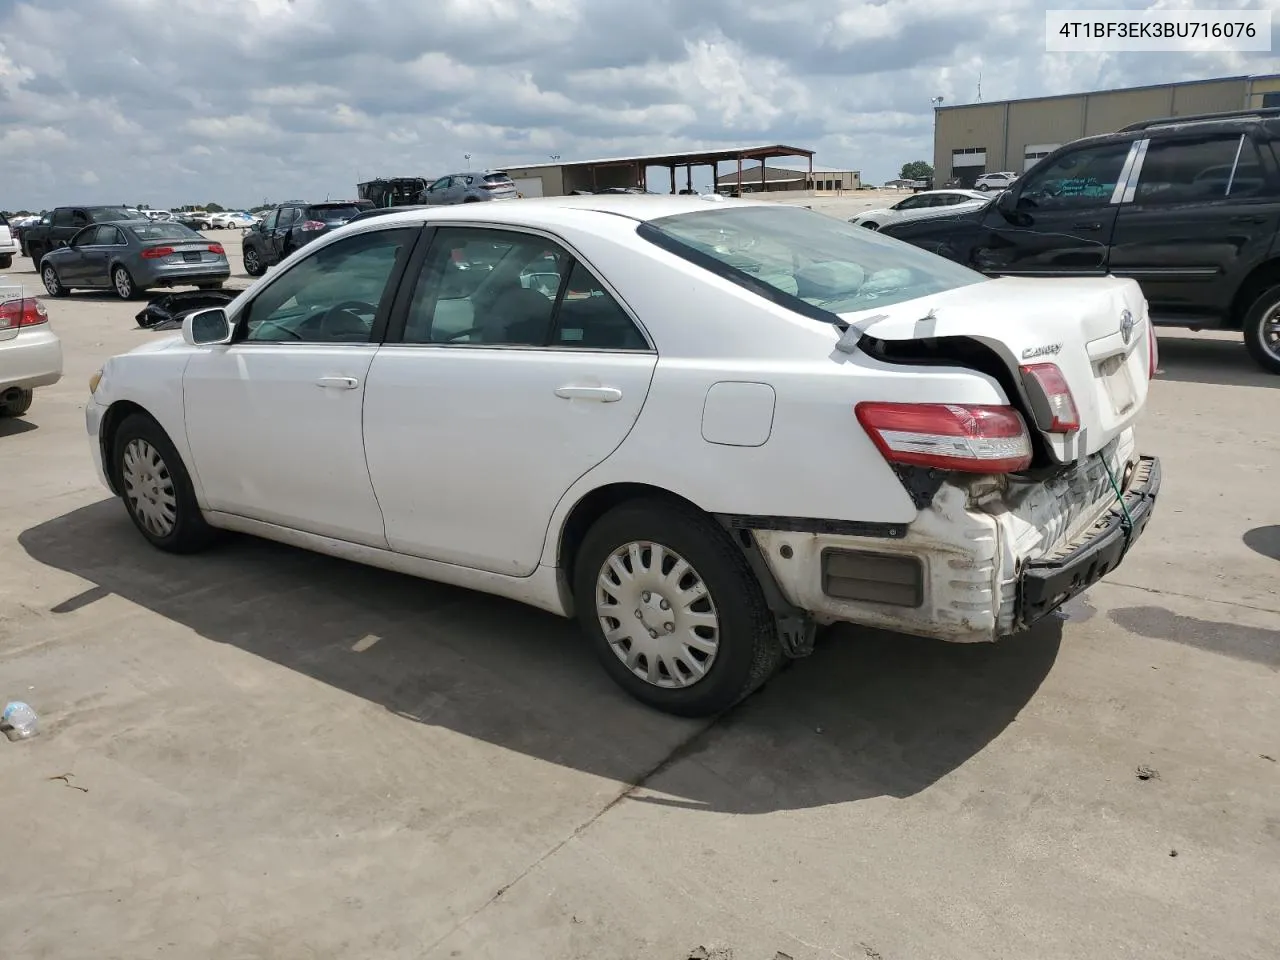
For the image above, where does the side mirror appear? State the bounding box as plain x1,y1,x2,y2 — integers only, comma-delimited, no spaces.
183,307,233,346
995,188,1021,222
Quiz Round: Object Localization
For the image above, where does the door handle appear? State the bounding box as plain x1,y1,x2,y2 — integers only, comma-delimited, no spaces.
1073,222,1102,231
1229,215,1266,224
315,376,359,390
554,385,622,402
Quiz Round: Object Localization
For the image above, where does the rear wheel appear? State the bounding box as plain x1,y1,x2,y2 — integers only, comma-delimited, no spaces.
573,499,782,716
112,412,218,553
243,245,264,276
861,221,879,230
977,183,990,191
1242,283,1280,375
112,265,137,299
197,282,224,290
41,264,67,297
0,388,33,418
0,255,11,269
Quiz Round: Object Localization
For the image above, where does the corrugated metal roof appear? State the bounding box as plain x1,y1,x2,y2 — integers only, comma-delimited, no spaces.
502,144,815,171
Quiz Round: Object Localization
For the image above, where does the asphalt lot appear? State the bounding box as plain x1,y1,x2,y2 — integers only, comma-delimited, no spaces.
1,224,1278,960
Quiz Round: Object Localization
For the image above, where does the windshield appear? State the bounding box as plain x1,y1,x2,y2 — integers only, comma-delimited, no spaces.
641,205,984,317
128,222,203,241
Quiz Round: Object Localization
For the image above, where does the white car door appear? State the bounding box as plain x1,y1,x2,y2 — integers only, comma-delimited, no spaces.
182,225,419,546
362,225,657,576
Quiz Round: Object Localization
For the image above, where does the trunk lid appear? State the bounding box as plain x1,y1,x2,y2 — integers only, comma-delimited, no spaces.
841,275,1152,463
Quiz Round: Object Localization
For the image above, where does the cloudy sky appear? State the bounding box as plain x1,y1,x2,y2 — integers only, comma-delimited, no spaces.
0,0,1275,210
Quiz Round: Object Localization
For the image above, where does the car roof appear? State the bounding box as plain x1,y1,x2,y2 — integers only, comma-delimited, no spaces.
342,194,774,230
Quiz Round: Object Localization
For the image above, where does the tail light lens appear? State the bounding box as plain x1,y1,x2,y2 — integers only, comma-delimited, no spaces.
1147,326,1159,378
301,220,326,231
206,243,225,255
142,246,174,259
1018,363,1080,433
855,402,1033,474
0,297,49,329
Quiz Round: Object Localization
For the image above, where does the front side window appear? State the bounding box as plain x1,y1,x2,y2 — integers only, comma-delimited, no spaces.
428,177,451,192
262,209,280,230
640,204,985,318
70,225,99,245
1016,142,1132,210
1133,135,1265,204
240,228,412,343
893,196,925,211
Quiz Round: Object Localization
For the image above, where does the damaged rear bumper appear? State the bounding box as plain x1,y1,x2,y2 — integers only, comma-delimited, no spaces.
749,433,1161,645
1019,455,1160,626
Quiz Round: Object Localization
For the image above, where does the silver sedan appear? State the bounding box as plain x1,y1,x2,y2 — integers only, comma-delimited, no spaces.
40,219,231,299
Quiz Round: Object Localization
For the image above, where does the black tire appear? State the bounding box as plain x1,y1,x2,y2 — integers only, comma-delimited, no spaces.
0,388,33,418
1242,282,1280,375
27,242,45,265
111,265,138,300
977,183,990,191
41,263,68,297
861,222,879,231
197,282,224,290
111,412,218,554
243,245,264,276
572,498,782,717
0,255,11,269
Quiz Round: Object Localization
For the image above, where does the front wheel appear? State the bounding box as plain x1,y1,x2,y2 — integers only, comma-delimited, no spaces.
1242,283,1280,375
977,183,990,191
0,255,11,269
573,499,782,716
243,245,264,276
112,413,218,553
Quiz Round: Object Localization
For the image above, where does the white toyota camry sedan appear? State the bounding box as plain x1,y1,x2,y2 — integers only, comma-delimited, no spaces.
85,195,1161,716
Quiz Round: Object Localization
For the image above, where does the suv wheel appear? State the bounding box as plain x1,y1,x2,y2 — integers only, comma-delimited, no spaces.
243,245,264,276
1243,282,1280,375
572,498,782,716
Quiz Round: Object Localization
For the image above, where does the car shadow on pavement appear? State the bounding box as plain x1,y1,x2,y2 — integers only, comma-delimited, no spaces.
1154,335,1278,389
19,499,1061,814
0,417,38,437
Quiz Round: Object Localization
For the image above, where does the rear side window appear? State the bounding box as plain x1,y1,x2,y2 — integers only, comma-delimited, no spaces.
640,204,984,320
1134,135,1267,203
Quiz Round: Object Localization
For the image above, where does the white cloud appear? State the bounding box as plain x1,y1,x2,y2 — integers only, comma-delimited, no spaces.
0,0,1274,209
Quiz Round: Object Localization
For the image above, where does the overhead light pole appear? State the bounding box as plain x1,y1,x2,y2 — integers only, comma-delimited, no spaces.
464,153,472,171
930,97,945,185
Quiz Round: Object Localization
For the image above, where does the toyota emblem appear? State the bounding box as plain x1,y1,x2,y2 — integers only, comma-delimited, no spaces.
1120,308,1135,345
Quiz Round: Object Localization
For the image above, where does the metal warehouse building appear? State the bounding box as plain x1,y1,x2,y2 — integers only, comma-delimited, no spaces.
934,73,1280,188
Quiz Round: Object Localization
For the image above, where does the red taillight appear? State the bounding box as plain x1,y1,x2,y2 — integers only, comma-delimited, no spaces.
206,243,225,255
1147,327,1159,379
1018,362,1080,433
855,402,1033,474
142,246,174,259
0,297,48,329
301,220,326,231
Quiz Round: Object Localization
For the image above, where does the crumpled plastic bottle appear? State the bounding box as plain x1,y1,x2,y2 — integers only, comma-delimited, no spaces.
2,702,39,741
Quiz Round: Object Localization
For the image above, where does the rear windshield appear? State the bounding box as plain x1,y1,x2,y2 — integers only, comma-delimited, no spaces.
308,204,363,220
128,222,203,241
640,205,984,318
483,174,513,184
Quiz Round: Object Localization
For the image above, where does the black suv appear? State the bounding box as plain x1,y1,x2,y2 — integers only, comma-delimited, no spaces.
240,200,373,276
881,108,1280,373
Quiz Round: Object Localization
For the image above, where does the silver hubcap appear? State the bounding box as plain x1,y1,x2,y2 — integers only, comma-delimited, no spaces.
245,251,258,270
114,270,131,297
596,541,720,689
122,439,177,537
1260,303,1280,361
42,268,57,293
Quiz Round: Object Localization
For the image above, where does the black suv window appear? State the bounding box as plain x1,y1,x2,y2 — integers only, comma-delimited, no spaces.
1134,135,1268,204
1017,142,1132,210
